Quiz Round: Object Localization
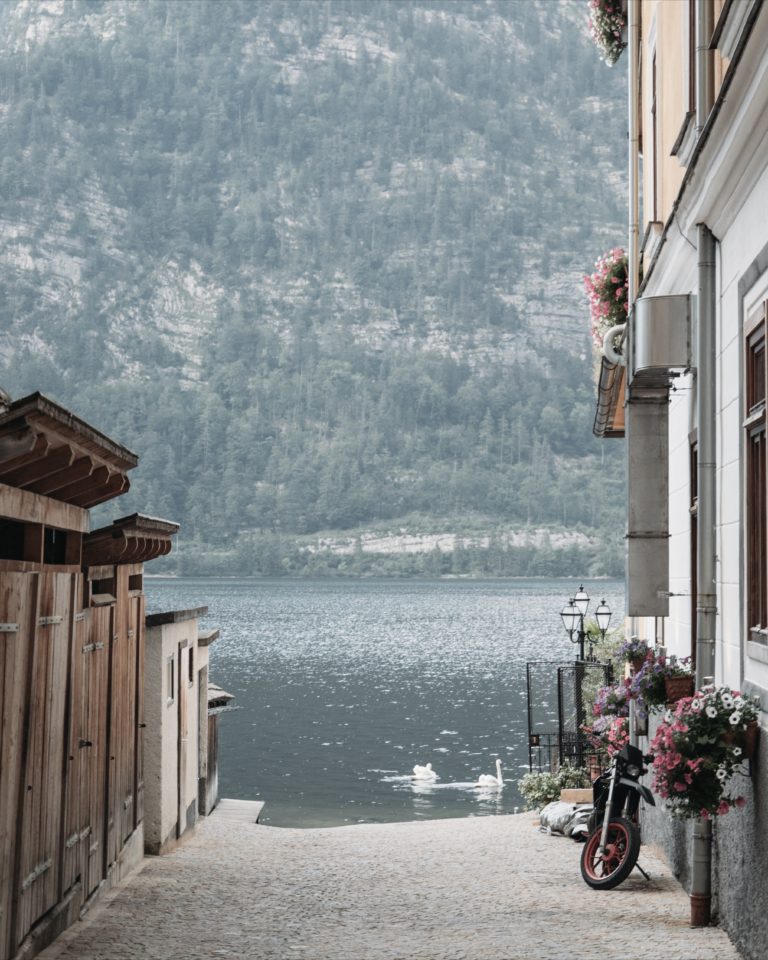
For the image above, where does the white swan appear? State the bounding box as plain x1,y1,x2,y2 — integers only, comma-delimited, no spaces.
476,758,504,788
412,762,438,780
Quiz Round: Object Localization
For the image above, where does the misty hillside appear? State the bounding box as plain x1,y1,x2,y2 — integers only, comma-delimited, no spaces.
0,0,627,576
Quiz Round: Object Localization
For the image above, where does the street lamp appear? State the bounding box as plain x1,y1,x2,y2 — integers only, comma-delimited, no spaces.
560,586,612,661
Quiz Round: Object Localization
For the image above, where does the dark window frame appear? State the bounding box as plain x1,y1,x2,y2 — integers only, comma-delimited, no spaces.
745,304,767,645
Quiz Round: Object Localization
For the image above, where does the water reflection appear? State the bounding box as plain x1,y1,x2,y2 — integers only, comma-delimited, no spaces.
145,577,623,827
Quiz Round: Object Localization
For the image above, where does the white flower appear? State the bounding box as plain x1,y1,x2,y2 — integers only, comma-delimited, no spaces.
729,712,742,725
721,694,734,709
706,706,718,718
734,697,744,709
716,768,728,781
733,747,742,757
691,698,703,711
664,710,673,723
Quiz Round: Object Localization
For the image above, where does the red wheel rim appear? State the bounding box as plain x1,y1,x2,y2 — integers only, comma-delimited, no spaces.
583,822,631,880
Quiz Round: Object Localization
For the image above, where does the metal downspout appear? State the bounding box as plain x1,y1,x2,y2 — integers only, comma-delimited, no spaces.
690,0,716,922
626,0,640,682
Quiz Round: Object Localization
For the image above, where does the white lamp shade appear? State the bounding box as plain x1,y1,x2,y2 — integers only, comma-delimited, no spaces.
595,600,612,632
561,601,579,634
574,585,590,617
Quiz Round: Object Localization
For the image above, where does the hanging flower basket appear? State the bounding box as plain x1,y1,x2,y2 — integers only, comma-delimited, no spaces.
665,674,695,704
583,247,628,354
651,686,761,819
587,0,628,67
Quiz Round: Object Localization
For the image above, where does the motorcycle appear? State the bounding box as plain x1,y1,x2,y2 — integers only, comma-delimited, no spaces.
580,742,655,889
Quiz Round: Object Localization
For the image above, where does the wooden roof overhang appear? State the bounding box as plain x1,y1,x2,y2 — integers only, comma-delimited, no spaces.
592,360,626,438
83,514,180,566
0,393,139,509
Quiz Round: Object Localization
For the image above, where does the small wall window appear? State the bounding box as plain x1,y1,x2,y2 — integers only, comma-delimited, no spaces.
166,656,176,705
0,518,26,561
188,646,194,686
43,527,68,564
128,573,143,592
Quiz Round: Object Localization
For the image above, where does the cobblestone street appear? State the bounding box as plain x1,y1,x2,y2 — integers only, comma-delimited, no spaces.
40,809,742,960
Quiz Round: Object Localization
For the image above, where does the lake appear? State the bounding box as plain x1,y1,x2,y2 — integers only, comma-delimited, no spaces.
145,577,624,827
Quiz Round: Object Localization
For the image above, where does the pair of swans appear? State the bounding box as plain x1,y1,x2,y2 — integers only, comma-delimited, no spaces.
412,758,504,789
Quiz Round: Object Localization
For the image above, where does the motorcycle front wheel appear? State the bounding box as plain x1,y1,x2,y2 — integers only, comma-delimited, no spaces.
580,817,640,890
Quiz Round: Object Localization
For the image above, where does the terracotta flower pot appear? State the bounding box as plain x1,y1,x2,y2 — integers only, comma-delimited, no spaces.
665,674,695,704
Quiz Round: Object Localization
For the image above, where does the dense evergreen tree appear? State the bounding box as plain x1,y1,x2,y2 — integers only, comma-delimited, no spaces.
0,0,627,576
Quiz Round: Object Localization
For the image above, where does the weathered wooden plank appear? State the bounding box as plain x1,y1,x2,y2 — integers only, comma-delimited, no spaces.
0,572,38,960
0,435,48,478
3,445,74,490
0,482,89,534
33,456,93,497
15,572,48,945
61,576,85,897
88,605,111,894
211,798,265,823
133,593,145,828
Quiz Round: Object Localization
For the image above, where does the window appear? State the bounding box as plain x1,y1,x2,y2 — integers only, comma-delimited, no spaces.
166,655,176,704
188,646,194,686
745,306,767,645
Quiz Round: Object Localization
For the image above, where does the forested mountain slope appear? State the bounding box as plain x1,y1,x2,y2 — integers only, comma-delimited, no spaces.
0,0,627,576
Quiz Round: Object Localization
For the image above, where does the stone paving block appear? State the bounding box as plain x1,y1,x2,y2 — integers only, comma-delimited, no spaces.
37,812,743,960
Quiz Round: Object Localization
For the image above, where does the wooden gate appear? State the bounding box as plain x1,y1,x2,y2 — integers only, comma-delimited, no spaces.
15,572,73,949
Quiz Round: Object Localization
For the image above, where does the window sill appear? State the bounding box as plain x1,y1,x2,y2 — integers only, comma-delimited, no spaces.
747,639,768,664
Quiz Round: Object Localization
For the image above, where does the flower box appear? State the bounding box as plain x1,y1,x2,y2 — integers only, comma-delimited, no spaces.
724,719,759,760
665,674,695,704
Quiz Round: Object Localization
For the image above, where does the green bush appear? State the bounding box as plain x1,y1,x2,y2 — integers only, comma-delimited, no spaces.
517,761,592,811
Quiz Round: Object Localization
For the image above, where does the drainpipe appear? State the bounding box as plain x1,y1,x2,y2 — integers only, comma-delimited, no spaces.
691,224,717,928
627,0,640,309
690,0,716,927
626,0,640,703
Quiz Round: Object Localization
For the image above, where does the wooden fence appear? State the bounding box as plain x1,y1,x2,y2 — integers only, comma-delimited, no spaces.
0,563,145,960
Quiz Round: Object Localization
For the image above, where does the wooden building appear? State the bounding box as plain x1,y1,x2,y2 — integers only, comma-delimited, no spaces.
0,393,177,960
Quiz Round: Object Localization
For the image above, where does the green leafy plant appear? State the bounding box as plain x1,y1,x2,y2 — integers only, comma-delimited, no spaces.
517,761,591,811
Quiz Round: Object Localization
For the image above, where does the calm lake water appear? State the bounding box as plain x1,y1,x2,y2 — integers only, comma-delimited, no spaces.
145,577,623,827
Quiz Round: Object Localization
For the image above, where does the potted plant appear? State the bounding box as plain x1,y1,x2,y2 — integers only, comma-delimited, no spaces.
592,680,631,718
650,686,760,819
587,0,627,66
583,247,628,353
584,715,629,758
618,637,651,673
631,655,693,710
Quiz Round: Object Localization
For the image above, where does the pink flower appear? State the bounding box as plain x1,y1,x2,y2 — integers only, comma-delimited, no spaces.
718,800,731,815
734,796,747,809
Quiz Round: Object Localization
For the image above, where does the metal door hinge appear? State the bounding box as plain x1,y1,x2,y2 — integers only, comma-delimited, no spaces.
21,859,52,890
0,623,18,633
38,616,63,626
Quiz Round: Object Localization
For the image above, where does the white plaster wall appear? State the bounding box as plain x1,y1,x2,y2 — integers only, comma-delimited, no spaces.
667,373,694,659
143,624,162,852
144,618,202,852
716,162,768,694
